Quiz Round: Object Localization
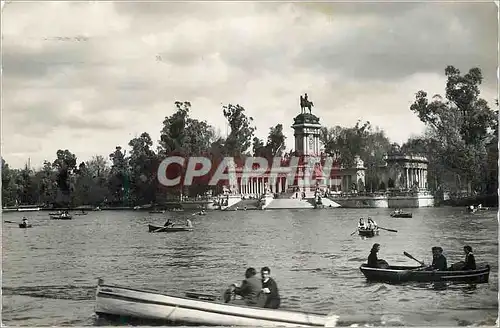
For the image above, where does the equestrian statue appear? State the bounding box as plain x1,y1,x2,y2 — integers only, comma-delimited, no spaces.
300,93,314,114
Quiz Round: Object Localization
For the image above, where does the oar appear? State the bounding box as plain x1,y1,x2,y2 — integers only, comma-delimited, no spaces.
350,229,358,236
4,220,16,224
403,251,425,266
378,226,398,233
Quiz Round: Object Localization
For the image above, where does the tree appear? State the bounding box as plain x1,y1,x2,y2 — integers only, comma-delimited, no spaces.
252,137,266,156
159,101,191,155
108,146,129,205
222,104,256,155
409,66,497,193
128,132,158,204
266,124,286,157
85,155,111,205
52,149,77,206
1,158,17,206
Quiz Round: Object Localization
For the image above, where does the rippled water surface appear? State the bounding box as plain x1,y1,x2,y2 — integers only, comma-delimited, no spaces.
2,207,498,326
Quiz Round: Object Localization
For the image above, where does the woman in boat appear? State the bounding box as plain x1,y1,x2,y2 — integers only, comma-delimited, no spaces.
260,267,280,309
230,267,262,307
367,218,376,229
358,218,366,229
186,219,193,228
463,245,476,270
367,243,389,268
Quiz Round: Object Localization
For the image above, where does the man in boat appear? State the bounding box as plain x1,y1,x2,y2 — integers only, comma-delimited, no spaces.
260,267,281,309
21,217,29,227
186,219,193,228
164,219,173,227
426,246,447,271
367,218,377,229
228,267,262,306
367,243,389,268
463,245,476,270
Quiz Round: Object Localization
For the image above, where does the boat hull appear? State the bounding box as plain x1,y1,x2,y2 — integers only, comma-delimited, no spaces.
19,224,32,228
390,213,412,218
148,224,193,233
50,215,72,220
17,207,41,212
95,280,337,327
359,264,490,283
358,228,379,237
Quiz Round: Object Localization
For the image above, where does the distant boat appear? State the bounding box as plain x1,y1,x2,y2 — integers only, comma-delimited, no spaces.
19,223,33,228
17,207,41,212
149,210,166,214
148,224,193,233
50,213,72,220
390,210,412,218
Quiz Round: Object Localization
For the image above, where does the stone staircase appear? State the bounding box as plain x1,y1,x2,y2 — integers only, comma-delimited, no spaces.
224,199,260,211
265,198,315,209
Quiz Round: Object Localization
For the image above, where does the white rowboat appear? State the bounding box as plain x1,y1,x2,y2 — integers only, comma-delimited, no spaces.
95,279,339,326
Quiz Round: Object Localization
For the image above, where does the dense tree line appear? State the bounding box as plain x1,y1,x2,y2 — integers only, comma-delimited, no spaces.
2,66,497,207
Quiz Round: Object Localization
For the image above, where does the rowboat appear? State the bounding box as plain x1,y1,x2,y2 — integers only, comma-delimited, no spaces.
17,207,41,212
359,264,490,283
50,214,72,220
74,212,88,216
95,279,338,326
19,223,32,228
149,210,165,214
148,224,193,233
390,211,412,218
358,227,379,237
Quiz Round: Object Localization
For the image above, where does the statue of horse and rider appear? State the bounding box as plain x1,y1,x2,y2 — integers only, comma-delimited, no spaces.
300,93,314,114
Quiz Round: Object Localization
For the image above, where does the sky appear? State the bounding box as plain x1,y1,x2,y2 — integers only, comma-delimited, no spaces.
2,1,498,169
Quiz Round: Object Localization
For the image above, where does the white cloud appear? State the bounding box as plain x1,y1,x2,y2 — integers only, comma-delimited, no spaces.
1,2,496,168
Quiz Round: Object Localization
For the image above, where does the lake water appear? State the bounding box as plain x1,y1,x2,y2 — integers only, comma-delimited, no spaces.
2,207,498,326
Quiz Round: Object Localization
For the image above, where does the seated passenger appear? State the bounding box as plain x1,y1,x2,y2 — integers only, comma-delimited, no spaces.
260,267,280,309
463,245,476,270
367,243,389,268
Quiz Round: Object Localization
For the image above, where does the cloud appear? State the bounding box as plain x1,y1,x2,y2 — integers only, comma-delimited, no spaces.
1,2,497,168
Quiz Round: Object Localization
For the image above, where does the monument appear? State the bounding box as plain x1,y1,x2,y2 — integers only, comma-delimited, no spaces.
290,93,325,198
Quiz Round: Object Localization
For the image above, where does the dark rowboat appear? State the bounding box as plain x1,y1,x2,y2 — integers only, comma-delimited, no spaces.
19,223,32,228
358,227,379,237
95,279,338,326
148,224,193,233
359,264,490,284
390,211,412,218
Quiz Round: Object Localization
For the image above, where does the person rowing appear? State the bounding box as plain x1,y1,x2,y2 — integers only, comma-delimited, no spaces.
226,267,262,306
21,217,29,227
164,219,173,227
424,246,447,271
